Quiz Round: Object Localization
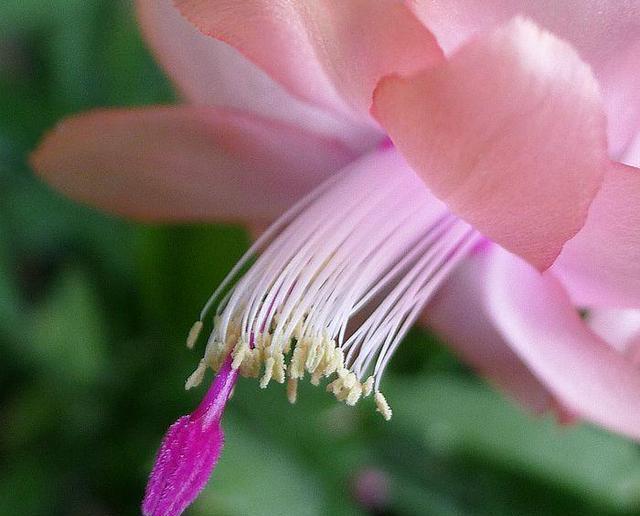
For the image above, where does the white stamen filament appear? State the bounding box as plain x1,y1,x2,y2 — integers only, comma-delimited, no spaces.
186,149,482,419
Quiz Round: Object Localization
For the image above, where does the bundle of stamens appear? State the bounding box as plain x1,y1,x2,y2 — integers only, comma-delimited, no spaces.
185,149,481,419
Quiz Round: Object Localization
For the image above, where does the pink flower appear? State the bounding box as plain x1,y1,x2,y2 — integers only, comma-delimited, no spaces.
30,1,640,515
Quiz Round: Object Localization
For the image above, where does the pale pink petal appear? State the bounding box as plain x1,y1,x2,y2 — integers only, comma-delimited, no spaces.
623,132,640,168
137,0,380,154
588,309,640,356
175,0,443,119
407,0,640,156
425,245,555,415
485,246,640,441
30,106,355,223
553,163,640,308
373,18,607,270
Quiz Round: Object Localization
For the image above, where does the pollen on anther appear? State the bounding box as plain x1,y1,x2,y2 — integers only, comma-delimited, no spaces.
186,320,203,349
375,392,392,421
231,340,247,370
287,378,298,404
346,383,363,406
260,356,275,388
362,376,374,397
185,359,207,390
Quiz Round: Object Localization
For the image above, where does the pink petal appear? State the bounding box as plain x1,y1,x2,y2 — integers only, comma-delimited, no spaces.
589,309,640,356
485,245,640,441
142,359,237,516
425,245,556,415
373,18,607,270
30,106,355,223
174,0,443,119
407,0,640,156
553,163,640,307
623,132,640,168
137,0,380,153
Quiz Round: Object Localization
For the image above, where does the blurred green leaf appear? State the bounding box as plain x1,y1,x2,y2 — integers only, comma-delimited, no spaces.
194,415,328,516
30,268,107,385
386,374,640,514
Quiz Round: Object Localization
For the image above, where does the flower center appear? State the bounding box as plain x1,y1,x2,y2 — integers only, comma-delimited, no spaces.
186,148,481,418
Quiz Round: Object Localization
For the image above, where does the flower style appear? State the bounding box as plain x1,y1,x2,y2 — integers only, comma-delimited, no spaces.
30,1,640,515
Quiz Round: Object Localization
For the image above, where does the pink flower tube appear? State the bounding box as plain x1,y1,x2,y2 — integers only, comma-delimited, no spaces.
30,1,640,515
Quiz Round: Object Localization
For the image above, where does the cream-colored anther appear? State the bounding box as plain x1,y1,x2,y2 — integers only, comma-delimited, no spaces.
307,338,329,373
287,378,298,404
186,320,203,349
342,372,357,390
283,336,293,354
185,359,208,390
273,353,286,384
346,382,363,406
239,349,260,378
325,348,344,377
375,391,392,421
305,339,320,372
231,339,247,370
326,378,342,395
335,385,350,402
293,317,305,340
260,356,275,388
362,376,374,397
289,338,310,379
310,369,323,386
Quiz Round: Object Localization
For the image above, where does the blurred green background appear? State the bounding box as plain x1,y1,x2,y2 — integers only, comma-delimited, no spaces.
2,1,640,515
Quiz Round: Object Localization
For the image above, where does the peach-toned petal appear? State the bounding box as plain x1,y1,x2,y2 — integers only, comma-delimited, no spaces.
137,0,380,154
175,0,443,119
373,18,607,270
30,106,354,223
486,246,640,441
553,163,640,308
425,246,555,415
407,0,640,156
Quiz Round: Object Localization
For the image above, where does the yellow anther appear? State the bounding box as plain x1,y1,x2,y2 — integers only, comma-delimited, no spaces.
260,356,275,388
287,378,298,404
346,382,363,406
184,359,208,390
186,320,203,349
189,315,393,420
375,391,392,421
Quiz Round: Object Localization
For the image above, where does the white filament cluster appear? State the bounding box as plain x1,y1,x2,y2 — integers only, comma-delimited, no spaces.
186,149,481,419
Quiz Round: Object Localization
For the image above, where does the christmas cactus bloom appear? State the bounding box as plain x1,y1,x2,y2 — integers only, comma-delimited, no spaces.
30,1,640,515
